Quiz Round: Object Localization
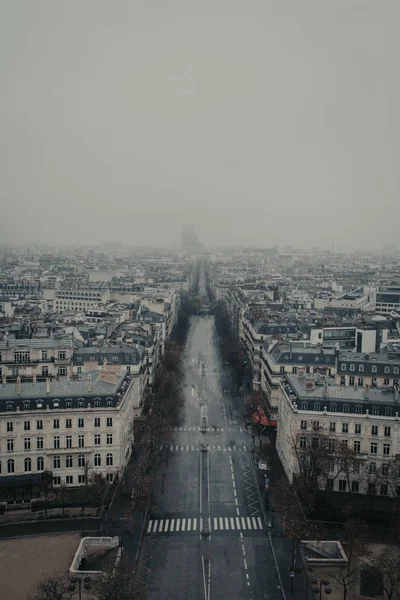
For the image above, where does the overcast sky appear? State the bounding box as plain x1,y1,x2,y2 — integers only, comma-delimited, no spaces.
0,1,399,250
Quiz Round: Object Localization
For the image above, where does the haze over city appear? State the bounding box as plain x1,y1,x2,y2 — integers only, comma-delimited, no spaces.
1,0,399,250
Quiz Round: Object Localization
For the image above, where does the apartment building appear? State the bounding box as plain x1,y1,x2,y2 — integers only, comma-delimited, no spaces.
261,343,336,419
0,336,74,380
375,286,400,315
335,351,400,389
0,369,139,504
42,287,110,313
277,373,400,496
309,325,386,353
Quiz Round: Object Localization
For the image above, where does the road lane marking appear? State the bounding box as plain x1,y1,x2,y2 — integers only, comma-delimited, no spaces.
247,517,252,529
257,517,263,529
176,518,181,531
230,517,235,529
236,517,241,529
244,559,248,570
181,518,186,531
252,517,258,529
241,517,247,529
165,519,170,532
219,517,224,530
214,517,218,530
236,507,240,515
158,520,164,532
147,520,153,533
225,517,229,529
170,520,175,532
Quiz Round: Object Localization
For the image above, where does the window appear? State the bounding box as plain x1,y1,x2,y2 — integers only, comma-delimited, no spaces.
383,443,391,456
394,367,399,375
78,434,85,448
340,376,346,386
385,407,393,417
65,418,72,429
53,455,60,469
341,364,346,371
106,434,113,445
384,378,390,386
372,365,377,373
106,473,114,483
53,476,61,486
371,425,378,436
349,377,354,386
330,404,337,413
53,419,59,429
369,462,377,474
24,421,30,431
355,405,363,414
380,484,389,496
94,434,101,446
382,464,390,477
384,366,390,374
66,401,72,409
106,453,113,466
343,404,350,412
41,350,48,361
35,456,44,471
351,481,359,493
53,436,60,449
342,423,348,433
312,421,320,430
94,417,101,428
66,435,72,449
14,351,30,363
42,366,49,376
6,422,13,432
58,366,67,376
77,400,84,408
326,479,334,491
66,455,73,468
384,426,391,437
107,418,113,427
370,443,378,455
78,418,84,428
358,378,364,386
301,402,308,410
292,367,297,374
24,438,31,451
78,455,85,468
66,475,73,485
354,440,361,453
36,420,43,430
78,475,85,484
58,351,66,360
350,364,355,371
330,422,336,433
355,424,362,434
7,459,14,473
358,364,364,372
24,457,32,472
94,400,100,408
299,436,307,448
7,439,14,452
328,439,336,452
353,462,360,474
94,454,101,467
368,482,376,495
372,407,380,415
338,480,347,492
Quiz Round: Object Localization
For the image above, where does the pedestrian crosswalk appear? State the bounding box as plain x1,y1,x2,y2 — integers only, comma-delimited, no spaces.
172,426,225,432
160,444,248,453
146,515,264,534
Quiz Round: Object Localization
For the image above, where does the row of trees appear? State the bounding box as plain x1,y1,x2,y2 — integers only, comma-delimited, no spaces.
212,301,246,388
290,421,400,519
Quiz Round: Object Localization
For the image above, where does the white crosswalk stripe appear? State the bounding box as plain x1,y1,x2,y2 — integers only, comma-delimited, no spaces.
171,426,225,432
147,517,263,534
162,444,243,452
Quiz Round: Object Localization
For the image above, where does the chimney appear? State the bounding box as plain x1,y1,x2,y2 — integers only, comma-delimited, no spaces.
88,374,92,393
33,373,37,383
323,381,328,397
2,374,6,385
66,369,70,382
46,377,50,394
365,384,369,399
17,376,21,394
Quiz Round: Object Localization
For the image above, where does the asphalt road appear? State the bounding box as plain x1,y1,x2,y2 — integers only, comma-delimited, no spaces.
135,313,285,600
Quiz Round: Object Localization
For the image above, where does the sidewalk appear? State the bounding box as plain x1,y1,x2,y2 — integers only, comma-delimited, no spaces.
252,439,314,600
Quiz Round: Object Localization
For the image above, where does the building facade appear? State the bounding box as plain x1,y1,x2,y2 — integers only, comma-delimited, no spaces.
0,336,73,381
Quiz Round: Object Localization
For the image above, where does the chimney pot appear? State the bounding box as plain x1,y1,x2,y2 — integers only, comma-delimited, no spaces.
46,377,50,394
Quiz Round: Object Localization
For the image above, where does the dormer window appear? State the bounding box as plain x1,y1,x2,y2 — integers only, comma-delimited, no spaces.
78,401,84,408
384,366,390,374
23,403,30,411
394,367,399,375
66,401,72,409
341,364,346,371
106,400,113,407
358,365,364,372
372,365,377,373
350,364,355,371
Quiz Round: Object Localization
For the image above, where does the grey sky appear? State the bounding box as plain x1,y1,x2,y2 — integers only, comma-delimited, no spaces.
1,1,399,250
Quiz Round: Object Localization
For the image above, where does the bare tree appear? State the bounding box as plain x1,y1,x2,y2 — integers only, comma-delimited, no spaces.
365,548,400,600
330,517,370,600
87,472,113,517
28,570,73,600
90,562,144,600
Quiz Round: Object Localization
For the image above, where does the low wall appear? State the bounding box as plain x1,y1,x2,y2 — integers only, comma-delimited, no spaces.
69,536,119,577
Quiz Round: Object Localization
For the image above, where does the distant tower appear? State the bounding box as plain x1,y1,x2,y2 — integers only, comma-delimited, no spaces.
181,225,202,253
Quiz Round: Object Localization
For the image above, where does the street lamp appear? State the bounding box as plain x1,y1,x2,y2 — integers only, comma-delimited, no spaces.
311,577,331,599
